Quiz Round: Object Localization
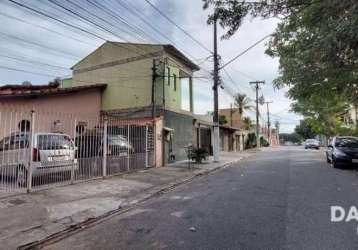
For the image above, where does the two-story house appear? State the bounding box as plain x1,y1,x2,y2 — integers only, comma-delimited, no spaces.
63,41,200,165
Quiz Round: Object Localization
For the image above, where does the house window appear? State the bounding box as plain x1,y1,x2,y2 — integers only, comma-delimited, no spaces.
18,120,30,132
167,66,170,86
173,74,177,91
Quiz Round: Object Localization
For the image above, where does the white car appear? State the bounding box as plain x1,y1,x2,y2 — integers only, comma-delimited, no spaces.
0,132,78,187
304,139,320,149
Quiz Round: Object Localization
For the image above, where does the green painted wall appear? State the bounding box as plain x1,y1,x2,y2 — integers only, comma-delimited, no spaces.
155,62,182,112
61,78,73,88
71,42,192,113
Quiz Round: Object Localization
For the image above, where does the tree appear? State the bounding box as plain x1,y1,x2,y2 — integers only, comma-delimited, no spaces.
234,93,252,116
279,133,302,144
48,77,61,87
242,116,253,130
274,120,280,133
203,0,358,136
219,115,228,125
295,119,315,139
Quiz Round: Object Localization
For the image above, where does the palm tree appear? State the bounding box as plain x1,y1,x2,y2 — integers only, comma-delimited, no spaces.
242,117,253,130
234,93,252,116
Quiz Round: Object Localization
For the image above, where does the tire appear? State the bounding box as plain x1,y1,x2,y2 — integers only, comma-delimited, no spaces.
16,165,28,187
332,157,338,168
326,153,331,163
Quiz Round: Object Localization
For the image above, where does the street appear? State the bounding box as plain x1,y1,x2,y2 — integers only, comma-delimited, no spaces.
43,146,358,250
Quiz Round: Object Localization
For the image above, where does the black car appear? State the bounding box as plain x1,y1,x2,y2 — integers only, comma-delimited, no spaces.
326,136,358,168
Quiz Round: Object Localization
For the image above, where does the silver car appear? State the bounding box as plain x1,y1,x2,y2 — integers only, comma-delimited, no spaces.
0,132,77,187
304,139,320,149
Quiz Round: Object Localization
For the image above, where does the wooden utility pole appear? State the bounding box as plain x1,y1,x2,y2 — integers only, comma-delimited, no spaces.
213,17,220,162
230,103,233,127
250,81,265,147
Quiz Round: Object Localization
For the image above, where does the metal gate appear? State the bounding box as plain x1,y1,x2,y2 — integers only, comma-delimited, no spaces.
0,107,155,195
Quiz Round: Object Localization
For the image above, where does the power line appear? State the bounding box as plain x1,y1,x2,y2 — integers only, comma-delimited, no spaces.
0,11,97,47
64,0,151,43
0,31,81,59
220,33,273,69
86,0,160,43
144,0,212,54
0,54,70,71
7,0,105,41
7,0,159,59
0,65,60,77
115,0,178,45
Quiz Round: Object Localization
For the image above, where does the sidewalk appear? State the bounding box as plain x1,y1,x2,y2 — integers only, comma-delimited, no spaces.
0,151,255,250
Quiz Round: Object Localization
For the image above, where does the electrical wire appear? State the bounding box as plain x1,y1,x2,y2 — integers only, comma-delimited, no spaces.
144,0,212,54
220,33,273,69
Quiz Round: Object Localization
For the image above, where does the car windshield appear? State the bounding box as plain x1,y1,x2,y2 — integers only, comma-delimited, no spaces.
108,135,128,147
335,138,358,148
37,134,73,150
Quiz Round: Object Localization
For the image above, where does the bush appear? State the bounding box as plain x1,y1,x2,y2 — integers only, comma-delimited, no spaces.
192,147,209,163
260,137,270,147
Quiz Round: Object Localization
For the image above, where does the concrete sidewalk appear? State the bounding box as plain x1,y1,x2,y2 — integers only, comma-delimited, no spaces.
0,151,254,250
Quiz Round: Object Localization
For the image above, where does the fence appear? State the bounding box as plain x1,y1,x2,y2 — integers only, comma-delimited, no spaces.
0,107,155,194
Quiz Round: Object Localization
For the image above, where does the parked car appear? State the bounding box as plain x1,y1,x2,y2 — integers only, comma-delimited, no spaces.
0,132,77,187
304,139,320,149
326,136,358,168
75,133,133,158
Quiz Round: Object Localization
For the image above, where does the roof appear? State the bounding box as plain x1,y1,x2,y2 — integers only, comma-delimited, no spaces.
0,83,59,93
71,42,200,71
162,44,200,71
0,84,107,99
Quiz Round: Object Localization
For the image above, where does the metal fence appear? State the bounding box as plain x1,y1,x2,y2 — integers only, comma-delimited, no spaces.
0,107,155,194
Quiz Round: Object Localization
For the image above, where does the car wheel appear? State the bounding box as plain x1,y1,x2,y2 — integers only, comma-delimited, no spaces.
16,165,28,187
332,157,338,168
326,154,331,163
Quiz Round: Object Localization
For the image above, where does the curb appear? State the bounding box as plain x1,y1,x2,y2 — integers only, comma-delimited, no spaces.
18,157,245,250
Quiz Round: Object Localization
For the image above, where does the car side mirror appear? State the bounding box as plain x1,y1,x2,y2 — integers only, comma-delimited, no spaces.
328,145,333,149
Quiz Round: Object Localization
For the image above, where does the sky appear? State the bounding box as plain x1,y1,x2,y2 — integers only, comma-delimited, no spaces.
0,0,301,133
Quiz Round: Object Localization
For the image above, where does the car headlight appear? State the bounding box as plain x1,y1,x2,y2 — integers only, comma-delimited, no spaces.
334,149,347,157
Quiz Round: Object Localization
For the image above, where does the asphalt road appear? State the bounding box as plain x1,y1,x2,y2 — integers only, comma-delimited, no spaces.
43,147,358,250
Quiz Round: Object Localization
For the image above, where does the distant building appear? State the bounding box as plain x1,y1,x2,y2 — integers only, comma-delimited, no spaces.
218,107,244,128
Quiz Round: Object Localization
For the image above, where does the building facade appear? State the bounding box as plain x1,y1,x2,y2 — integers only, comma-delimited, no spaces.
64,42,200,164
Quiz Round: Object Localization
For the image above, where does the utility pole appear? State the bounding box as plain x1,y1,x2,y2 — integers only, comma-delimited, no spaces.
264,101,273,145
151,59,159,119
213,17,220,162
250,81,265,147
230,103,233,127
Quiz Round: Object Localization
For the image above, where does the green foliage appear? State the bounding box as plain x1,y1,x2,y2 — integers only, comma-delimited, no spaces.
219,115,228,125
192,147,209,163
295,119,316,139
203,0,358,137
245,132,257,149
242,116,253,130
260,136,270,147
279,133,302,144
234,93,252,115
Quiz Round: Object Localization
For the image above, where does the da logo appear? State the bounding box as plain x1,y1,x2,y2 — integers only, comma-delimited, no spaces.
331,206,358,222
